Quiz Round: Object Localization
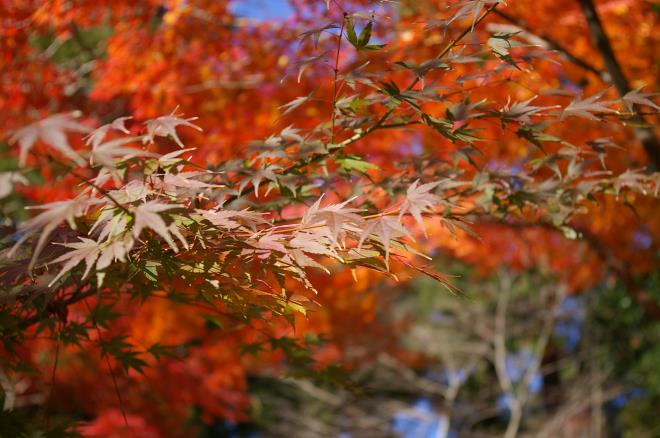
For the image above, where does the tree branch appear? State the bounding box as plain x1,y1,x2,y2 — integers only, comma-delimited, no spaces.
492,9,605,80
471,215,660,320
505,285,562,438
576,0,660,169
19,285,98,330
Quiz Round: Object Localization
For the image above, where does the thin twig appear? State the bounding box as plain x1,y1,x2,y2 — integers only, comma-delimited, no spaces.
45,322,61,429
407,3,501,92
330,17,346,144
292,2,501,174
493,274,514,395
83,298,129,426
42,152,131,214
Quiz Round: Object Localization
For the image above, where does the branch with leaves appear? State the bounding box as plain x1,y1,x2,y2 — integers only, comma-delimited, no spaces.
1,1,659,432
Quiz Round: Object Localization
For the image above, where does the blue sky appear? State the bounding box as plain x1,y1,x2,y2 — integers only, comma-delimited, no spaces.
229,0,294,21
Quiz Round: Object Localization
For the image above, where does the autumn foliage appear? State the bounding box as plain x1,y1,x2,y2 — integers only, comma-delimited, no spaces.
0,0,659,436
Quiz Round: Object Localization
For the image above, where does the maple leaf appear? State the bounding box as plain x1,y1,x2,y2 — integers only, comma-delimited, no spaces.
447,99,487,124
298,23,338,48
92,209,128,240
622,87,660,113
232,209,270,230
345,17,384,51
249,149,288,166
95,233,134,272
279,93,314,117
10,198,102,270
199,209,241,230
487,35,512,57
167,222,189,251
561,90,617,121
396,59,449,80
85,116,132,149
289,249,329,273
302,196,363,243
48,237,101,286
199,208,267,231
90,136,154,169
106,181,150,204
613,169,652,196
131,202,184,251
144,111,202,148
157,148,197,167
586,138,623,168
289,227,338,259
9,113,91,165
399,180,442,233
85,210,136,284
249,234,288,259
158,171,222,193
238,165,281,197
454,0,505,28
294,53,327,83
501,97,557,124
358,216,412,266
